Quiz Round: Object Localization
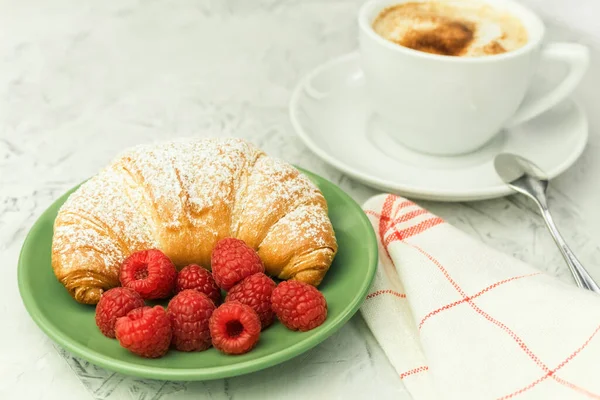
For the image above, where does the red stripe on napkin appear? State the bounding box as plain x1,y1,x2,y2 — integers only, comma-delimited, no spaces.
418,273,541,330
412,242,600,399
366,290,407,300
363,194,600,399
498,324,600,399
400,366,429,380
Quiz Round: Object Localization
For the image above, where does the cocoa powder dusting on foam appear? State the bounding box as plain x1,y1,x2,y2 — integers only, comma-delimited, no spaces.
372,1,528,57
481,40,506,56
400,20,474,56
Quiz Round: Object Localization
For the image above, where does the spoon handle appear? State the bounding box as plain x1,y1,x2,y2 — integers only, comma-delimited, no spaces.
539,207,600,293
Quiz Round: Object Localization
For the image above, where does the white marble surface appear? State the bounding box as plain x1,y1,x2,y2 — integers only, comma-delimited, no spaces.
2,1,600,399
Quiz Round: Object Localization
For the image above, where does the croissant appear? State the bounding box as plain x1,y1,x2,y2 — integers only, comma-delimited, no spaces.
51,138,337,304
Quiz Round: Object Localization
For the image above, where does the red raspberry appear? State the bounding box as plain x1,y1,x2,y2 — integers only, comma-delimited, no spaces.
175,264,221,305
209,301,261,355
167,290,216,352
226,273,276,329
95,287,145,338
211,238,264,291
120,249,177,299
115,306,172,358
271,280,327,331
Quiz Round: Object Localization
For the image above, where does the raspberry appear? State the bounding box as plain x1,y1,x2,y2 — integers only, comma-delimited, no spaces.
115,306,172,358
271,281,327,331
209,301,261,355
95,287,145,338
226,273,276,329
211,238,264,291
167,290,216,352
120,249,177,299
175,264,221,305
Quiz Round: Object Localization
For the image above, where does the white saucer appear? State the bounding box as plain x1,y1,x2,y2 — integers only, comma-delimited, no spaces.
289,52,588,202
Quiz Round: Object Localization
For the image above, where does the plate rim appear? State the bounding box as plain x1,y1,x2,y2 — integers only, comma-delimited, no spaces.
289,51,589,202
17,167,378,381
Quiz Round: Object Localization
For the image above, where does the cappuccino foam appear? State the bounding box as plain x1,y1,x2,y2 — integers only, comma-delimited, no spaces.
372,1,528,57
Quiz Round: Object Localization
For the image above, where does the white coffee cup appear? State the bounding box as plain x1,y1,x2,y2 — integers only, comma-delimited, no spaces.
358,0,589,156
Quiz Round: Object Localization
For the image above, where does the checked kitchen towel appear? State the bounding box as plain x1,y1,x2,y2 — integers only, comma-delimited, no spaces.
360,194,600,400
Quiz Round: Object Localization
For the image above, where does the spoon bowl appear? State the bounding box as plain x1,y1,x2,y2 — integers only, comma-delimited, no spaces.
494,153,549,204
494,153,599,293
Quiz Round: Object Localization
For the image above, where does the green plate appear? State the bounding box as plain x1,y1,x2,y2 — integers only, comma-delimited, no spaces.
18,168,377,381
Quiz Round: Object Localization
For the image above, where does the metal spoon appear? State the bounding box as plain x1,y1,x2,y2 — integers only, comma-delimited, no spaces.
494,153,600,293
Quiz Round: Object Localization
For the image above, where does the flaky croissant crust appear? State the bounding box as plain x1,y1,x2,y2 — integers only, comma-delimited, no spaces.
51,138,337,304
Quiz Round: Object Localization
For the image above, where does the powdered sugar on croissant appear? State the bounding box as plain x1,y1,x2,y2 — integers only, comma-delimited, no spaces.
51,138,337,304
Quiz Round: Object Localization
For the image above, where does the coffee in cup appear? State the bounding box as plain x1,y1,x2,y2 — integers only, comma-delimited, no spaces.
359,0,589,155
372,1,528,57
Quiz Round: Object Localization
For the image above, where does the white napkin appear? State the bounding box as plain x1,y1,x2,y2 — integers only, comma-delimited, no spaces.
360,194,600,400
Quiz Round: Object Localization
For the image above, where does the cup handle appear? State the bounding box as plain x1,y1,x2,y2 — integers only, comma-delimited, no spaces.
505,43,589,128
